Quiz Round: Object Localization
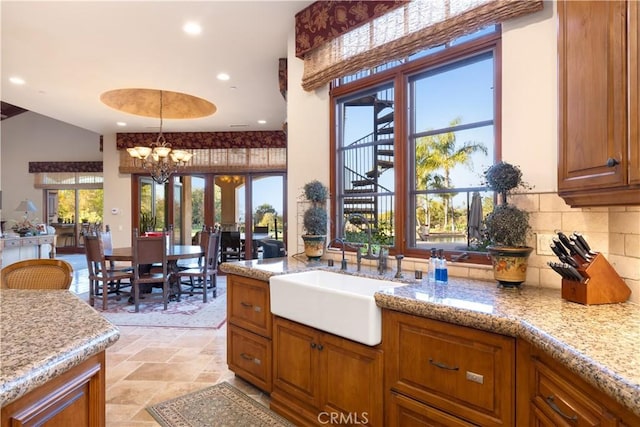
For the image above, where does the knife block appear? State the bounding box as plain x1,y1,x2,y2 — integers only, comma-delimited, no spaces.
561,253,631,305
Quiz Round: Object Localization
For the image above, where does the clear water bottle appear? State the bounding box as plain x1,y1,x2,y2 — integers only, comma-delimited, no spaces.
436,249,448,284
428,248,437,283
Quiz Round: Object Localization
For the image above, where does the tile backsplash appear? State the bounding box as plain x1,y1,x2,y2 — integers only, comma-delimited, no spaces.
321,192,640,304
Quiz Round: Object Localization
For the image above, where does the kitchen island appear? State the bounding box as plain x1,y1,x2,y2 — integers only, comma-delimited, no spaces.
0,289,120,426
221,257,640,424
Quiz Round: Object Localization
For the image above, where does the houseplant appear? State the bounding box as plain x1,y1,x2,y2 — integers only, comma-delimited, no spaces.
482,161,533,287
301,180,329,260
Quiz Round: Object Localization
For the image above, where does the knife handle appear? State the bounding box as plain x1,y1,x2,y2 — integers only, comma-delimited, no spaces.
555,231,574,253
569,241,591,263
552,237,569,256
574,231,597,255
559,254,579,269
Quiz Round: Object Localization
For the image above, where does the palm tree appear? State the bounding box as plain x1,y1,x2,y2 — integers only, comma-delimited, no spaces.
415,117,488,231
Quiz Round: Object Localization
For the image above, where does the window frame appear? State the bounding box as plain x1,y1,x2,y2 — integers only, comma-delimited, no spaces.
330,29,501,264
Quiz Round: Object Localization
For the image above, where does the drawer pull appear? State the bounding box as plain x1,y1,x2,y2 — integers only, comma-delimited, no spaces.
546,395,578,421
429,358,459,371
240,352,261,365
240,301,253,308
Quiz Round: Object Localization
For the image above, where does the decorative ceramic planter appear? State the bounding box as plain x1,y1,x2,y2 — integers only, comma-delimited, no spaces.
487,245,533,288
301,234,326,261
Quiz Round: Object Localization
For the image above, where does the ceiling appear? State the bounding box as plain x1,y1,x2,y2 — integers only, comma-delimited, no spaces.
1,1,312,135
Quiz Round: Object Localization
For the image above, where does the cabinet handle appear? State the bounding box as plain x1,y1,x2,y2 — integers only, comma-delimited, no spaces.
310,342,316,349
429,358,459,371
606,157,620,167
545,395,578,421
317,344,324,351
240,353,261,365
240,301,253,308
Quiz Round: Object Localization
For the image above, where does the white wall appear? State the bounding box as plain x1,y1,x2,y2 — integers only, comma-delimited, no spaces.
102,133,132,248
0,111,101,226
286,28,330,255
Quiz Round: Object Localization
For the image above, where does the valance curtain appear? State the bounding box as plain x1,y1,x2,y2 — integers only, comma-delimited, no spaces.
298,0,544,91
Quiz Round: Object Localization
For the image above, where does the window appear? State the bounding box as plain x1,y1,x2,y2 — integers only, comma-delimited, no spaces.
332,28,499,261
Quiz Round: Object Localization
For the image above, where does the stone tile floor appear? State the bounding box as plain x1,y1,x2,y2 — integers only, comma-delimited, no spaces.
60,254,269,426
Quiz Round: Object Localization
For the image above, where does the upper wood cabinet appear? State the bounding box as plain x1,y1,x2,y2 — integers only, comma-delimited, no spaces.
558,1,640,206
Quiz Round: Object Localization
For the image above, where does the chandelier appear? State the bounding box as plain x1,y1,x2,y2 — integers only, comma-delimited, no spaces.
126,91,193,184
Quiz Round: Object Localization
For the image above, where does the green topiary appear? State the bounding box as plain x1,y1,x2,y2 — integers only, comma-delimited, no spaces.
483,204,531,247
301,180,329,236
482,162,532,247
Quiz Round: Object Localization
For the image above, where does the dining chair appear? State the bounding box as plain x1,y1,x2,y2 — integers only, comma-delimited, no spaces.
178,225,212,271
261,239,287,259
220,230,242,262
84,235,133,310
1,259,73,289
174,230,220,302
100,225,133,273
131,229,169,312
253,225,269,235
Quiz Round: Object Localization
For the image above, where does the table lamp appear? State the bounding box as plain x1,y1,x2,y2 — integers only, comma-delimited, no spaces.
15,199,37,220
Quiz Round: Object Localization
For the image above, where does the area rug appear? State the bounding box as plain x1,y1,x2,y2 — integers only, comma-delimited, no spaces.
147,381,294,427
85,278,227,329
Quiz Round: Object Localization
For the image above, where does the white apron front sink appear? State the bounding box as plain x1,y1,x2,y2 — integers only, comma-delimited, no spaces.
269,270,405,346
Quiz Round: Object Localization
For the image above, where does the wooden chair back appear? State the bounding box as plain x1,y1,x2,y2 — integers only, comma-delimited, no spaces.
84,234,106,278
132,233,167,278
1,259,73,289
205,231,221,272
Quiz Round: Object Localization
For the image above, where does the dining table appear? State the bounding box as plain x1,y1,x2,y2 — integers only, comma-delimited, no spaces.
105,244,204,301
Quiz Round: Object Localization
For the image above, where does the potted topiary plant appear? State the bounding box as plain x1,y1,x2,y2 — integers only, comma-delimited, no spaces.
482,161,533,287
301,180,329,260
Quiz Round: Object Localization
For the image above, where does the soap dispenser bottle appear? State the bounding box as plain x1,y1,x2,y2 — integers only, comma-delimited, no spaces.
428,248,437,283
436,249,448,284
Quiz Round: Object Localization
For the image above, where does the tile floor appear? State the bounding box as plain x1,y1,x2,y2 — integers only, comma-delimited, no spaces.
62,255,270,426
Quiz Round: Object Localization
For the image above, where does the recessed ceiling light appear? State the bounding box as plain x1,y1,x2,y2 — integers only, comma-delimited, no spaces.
183,22,202,35
217,73,230,81
257,120,267,124
116,122,127,127
9,76,25,85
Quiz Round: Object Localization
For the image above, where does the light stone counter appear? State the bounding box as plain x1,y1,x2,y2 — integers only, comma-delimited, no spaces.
0,289,120,406
221,257,640,417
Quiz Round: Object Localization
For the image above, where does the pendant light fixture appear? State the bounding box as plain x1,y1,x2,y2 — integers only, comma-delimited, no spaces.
126,90,193,184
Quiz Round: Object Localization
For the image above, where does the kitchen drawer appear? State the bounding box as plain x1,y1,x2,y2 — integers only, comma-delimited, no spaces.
227,324,272,392
22,237,40,246
531,357,616,426
39,235,55,244
387,391,478,427
3,239,21,248
384,310,515,426
227,275,271,338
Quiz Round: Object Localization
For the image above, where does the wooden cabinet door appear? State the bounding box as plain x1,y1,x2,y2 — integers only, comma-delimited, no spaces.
227,274,271,338
558,1,628,193
1,352,105,427
629,0,640,186
384,310,514,427
272,316,321,409
320,333,384,427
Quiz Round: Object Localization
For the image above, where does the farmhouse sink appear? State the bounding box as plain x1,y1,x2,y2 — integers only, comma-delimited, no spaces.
269,270,405,346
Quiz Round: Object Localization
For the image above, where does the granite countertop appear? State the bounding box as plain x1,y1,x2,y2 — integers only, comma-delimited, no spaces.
220,257,640,417
0,289,120,407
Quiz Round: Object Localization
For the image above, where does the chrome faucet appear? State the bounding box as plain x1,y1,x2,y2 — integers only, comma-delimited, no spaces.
345,214,386,274
327,238,348,270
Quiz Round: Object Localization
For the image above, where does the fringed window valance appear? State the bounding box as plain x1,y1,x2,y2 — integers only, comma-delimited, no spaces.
28,161,103,173
116,131,286,150
294,1,408,58
298,0,544,91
